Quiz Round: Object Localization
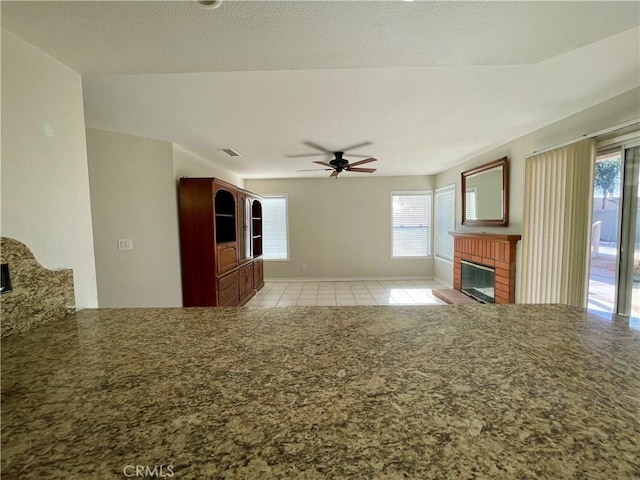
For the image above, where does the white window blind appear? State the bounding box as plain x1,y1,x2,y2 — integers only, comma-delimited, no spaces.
262,196,289,260
391,191,432,258
435,186,455,262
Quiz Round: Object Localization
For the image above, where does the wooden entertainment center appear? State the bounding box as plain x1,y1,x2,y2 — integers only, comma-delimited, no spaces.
178,178,264,307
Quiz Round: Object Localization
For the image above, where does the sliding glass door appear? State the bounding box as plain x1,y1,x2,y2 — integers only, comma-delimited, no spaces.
588,150,621,316
617,145,640,325
588,140,640,327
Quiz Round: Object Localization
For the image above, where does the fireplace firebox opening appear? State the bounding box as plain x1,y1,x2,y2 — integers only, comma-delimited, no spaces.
461,260,495,304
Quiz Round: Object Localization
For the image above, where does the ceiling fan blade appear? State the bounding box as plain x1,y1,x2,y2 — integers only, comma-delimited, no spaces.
302,141,334,154
297,168,332,172
313,161,334,168
347,167,377,173
348,157,377,167
285,153,327,158
340,141,373,152
330,170,340,178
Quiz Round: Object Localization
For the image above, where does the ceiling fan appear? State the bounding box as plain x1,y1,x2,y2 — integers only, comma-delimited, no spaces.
287,141,373,159
297,151,377,178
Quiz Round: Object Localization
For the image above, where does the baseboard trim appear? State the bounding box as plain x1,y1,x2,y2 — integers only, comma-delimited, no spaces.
433,278,453,288
264,276,435,283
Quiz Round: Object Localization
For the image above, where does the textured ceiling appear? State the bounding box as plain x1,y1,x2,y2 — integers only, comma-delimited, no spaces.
2,1,640,178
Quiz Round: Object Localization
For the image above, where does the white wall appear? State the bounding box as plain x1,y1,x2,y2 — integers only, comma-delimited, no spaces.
173,144,244,189
245,176,434,280
434,87,640,293
1,30,98,308
86,128,183,307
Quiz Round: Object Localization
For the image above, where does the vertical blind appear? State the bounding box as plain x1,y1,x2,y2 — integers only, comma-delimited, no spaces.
520,138,595,306
435,186,455,261
391,192,432,257
262,196,288,260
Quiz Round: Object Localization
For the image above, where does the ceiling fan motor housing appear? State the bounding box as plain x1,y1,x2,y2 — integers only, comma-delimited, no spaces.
330,151,349,171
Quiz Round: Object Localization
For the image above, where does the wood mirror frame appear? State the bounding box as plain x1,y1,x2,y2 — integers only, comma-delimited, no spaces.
461,157,509,227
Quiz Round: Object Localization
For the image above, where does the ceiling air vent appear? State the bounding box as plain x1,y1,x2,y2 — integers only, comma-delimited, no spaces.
218,148,241,157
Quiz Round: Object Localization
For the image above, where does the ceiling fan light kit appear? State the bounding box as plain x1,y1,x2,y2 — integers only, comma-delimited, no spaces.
193,0,223,10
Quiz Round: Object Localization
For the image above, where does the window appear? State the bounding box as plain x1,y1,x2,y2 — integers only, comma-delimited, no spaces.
465,188,477,221
391,191,432,258
262,195,289,260
435,185,455,262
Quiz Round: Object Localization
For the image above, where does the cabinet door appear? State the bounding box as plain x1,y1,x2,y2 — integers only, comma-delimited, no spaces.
217,243,238,274
237,191,247,263
214,188,236,245
253,259,264,290
239,264,254,301
245,199,253,260
251,199,263,258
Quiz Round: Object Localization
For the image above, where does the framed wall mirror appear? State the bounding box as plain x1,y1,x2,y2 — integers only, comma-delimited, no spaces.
461,157,509,226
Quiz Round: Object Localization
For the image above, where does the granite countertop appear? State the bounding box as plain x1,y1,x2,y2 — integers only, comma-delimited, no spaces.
1,304,639,479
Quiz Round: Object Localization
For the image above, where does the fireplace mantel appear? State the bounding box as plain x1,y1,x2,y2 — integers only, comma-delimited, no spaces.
449,231,522,304
449,232,522,244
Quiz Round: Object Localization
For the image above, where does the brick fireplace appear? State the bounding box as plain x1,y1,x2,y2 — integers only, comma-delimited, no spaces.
450,232,522,304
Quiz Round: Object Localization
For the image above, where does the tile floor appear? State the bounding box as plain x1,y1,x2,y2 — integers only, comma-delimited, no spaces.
245,279,448,307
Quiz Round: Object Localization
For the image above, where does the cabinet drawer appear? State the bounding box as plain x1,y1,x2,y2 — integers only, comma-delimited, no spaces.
218,271,238,291
218,283,239,306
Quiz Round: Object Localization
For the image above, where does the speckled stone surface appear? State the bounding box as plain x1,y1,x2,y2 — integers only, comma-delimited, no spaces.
2,304,639,479
0,237,75,338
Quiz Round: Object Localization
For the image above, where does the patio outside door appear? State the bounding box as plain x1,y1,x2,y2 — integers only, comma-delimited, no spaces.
617,145,640,326
588,141,640,328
